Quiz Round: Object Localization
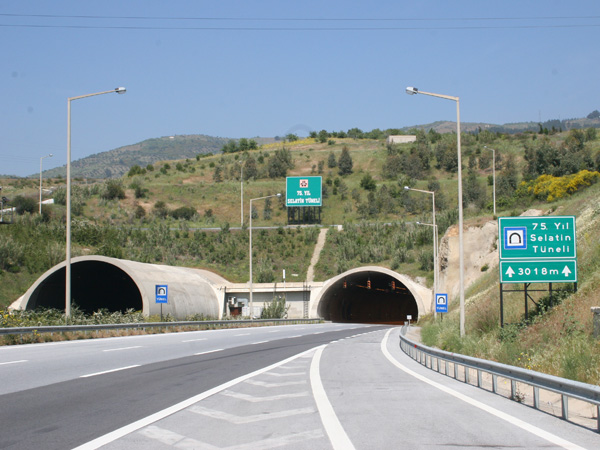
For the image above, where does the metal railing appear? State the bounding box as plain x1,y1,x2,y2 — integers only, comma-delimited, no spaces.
0,318,322,339
399,326,600,432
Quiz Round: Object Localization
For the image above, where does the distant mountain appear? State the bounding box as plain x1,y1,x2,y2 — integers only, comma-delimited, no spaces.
42,134,255,179
38,115,600,180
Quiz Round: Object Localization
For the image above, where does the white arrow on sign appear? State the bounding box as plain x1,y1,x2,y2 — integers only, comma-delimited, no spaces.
562,266,572,277
505,266,515,278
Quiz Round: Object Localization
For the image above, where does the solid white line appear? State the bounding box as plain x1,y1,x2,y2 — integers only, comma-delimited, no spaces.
310,345,356,450
102,346,142,352
252,340,269,345
72,347,320,450
235,333,250,336
287,335,302,339
380,329,585,450
80,365,140,378
0,360,27,366
194,349,223,356
181,338,207,343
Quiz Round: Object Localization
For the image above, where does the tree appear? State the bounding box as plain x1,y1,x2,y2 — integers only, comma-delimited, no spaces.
360,174,377,191
268,148,294,178
327,151,337,168
101,179,126,200
243,155,258,180
317,130,329,143
213,165,223,182
338,146,353,175
587,110,600,119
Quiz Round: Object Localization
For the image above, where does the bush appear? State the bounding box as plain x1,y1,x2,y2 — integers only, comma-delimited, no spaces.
12,196,37,215
261,295,289,319
101,179,126,200
170,206,196,220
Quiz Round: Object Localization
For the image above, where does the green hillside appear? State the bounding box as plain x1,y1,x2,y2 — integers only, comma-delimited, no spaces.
2,125,600,384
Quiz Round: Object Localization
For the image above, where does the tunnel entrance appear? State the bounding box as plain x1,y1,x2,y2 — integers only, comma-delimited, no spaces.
26,261,142,314
318,271,419,324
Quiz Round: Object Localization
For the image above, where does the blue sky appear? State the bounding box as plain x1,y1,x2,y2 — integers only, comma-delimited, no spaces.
2,0,599,176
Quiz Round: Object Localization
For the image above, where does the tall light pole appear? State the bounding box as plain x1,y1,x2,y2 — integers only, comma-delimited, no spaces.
483,146,496,216
249,193,281,319
39,153,53,214
416,221,439,318
66,87,126,318
406,86,465,336
239,161,244,227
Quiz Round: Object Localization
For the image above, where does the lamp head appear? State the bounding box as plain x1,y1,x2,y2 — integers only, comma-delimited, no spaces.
276,193,282,198
404,186,410,191
115,87,127,94
406,86,418,95
416,221,421,225
49,153,54,158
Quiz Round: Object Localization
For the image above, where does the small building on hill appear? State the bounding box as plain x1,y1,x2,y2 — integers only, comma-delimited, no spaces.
386,135,417,145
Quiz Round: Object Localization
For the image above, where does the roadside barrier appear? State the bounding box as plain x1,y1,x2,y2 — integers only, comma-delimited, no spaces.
399,326,600,432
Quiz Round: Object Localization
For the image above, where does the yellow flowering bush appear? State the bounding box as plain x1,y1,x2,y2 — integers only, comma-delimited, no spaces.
528,170,600,202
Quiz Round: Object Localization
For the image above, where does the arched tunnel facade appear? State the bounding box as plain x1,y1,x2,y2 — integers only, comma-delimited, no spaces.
315,267,427,324
15,256,224,319
25,261,142,313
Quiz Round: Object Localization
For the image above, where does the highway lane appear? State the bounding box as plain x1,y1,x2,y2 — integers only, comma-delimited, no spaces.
0,323,382,450
85,327,598,450
2,325,598,449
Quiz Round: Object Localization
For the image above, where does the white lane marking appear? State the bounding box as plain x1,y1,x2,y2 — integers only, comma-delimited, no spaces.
264,371,305,377
287,335,302,339
73,347,320,450
102,346,142,352
80,365,140,378
0,360,27,366
313,331,325,335
268,330,281,333
189,405,315,424
235,333,250,336
310,345,356,450
245,379,306,388
251,340,269,345
221,390,309,402
138,425,323,449
380,329,585,450
195,349,224,356
181,338,207,343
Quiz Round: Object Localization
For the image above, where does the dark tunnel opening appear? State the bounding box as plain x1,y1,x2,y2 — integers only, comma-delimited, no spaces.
27,261,143,314
319,272,419,324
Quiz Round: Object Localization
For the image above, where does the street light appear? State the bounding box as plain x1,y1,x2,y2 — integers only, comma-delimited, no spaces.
406,85,465,336
39,153,53,214
66,87,126,318
238,160,244,227
406,184,437,317
248,193,281,319
416,221,439,318
483,146,497,216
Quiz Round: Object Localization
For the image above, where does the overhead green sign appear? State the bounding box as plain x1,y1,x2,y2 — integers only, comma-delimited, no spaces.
286,176,322,207
498,216,577,284
499,216,576,260
500,260,577,283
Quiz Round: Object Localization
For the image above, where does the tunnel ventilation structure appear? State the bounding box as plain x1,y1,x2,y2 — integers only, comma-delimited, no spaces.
315,267,428,324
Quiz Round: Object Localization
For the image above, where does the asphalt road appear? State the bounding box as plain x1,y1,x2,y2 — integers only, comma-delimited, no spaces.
1,324,598,449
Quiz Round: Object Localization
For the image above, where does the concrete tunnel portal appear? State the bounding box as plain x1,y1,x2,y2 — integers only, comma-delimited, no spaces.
25,261,142,314
317,270,420,324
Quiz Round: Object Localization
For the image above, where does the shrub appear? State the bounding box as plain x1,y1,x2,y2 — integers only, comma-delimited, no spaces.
101,179,126,200
12,196,37,215
261,295,289,319
170,206,196,220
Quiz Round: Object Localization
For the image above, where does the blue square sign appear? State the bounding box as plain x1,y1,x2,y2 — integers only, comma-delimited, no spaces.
435,293,448,313
155,285,168,304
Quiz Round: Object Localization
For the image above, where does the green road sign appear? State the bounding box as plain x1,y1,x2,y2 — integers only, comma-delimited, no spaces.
500,260,577,283
286,176,322,207
499,216,576,260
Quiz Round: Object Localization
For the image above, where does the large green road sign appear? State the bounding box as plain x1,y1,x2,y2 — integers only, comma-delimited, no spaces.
500,260,577,283
498,216,577,283
499,216,576,260
286,176,322,207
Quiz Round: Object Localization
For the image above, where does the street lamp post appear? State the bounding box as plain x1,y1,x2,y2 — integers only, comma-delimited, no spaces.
405,184,437,317
416,221,438,317
406,86,465,336
249,193,281,319
239,162,244,227
39,153,53,214
66,87,126,318
483,146,497,216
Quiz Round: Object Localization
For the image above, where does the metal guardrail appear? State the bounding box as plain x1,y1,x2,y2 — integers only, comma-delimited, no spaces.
0,318,322,338
399,326,600,432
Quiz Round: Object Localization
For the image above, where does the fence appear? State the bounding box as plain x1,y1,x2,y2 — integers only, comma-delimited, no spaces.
399,326,600,432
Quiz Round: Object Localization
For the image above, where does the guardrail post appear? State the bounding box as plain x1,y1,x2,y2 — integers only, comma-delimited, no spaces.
533,387,539,410
511,380,517,400
492,374,498,394
465,366,470,384
454,362,459,380
597,405,600,432
561,395,569,420
477,369,482,388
